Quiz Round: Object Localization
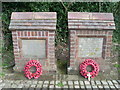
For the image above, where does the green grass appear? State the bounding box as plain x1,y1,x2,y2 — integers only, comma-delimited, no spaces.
57,60,68,74
114,64,120,73
2,47,14,68
114,64,120,68
56,82,64,87
0,72,5,77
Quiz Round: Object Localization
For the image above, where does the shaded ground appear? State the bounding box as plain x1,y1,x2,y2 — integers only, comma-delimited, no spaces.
2,67,118,81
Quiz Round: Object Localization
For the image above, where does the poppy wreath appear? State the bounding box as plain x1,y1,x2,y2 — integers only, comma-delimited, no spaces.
80,59,99,78
24,60,42,79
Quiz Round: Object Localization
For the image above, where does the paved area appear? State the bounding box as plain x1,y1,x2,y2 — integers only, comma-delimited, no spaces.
0,79,120,89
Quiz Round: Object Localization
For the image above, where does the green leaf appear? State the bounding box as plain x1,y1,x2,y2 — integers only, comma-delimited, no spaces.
114,64,120,68
56,82,64,87
0,72,5,77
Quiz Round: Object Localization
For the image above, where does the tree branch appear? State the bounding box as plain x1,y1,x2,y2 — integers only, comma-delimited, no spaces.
60,0,68,12
67,2,73,9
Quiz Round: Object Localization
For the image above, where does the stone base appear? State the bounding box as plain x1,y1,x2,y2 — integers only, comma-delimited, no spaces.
67,66,119,79
67,66,79,75
13,66,22,72
68,70,79,75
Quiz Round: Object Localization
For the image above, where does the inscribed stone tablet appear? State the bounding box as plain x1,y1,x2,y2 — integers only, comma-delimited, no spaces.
22,39,46,58
78,37,103,57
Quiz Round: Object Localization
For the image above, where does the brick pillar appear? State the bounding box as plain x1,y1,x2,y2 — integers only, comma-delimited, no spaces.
68,12,115,76
9,12,57,75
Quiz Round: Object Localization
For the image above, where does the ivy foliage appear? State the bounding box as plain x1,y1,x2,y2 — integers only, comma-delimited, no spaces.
2,2,120,47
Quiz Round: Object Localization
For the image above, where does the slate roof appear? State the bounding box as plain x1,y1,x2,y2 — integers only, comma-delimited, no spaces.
68,12,115,30
9,12,56,30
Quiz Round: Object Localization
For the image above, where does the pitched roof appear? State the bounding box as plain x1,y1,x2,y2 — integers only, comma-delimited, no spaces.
9,12,56,30
68,12,115,30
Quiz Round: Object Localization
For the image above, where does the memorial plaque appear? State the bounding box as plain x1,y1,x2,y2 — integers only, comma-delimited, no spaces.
22,39,46,58
78,37,103,57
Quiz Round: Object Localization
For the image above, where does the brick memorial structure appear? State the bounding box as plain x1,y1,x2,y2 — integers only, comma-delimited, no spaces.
9,12,57,74
68,12,116,77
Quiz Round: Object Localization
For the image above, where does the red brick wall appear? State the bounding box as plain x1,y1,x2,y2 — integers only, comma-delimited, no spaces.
69,30,113,72
12,30,56,74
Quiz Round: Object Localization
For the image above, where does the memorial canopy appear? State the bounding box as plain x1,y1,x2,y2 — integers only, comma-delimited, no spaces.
9,12,56,30
68,12,115,30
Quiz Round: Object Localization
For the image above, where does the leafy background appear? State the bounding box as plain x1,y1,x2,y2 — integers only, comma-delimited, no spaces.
1,2,120,73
